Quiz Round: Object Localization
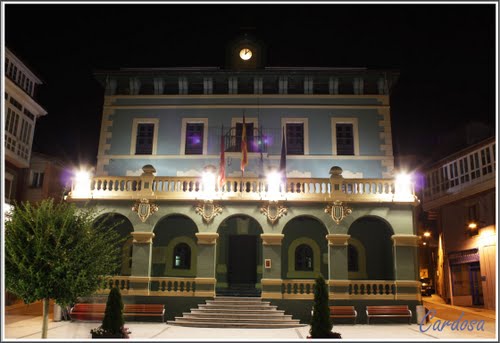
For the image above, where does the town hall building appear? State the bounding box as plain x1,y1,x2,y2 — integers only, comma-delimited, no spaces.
67,35,421,324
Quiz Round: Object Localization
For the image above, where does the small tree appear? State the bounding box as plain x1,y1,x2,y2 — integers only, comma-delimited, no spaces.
5,199,124,338
310,275,333,338
102,288,125,335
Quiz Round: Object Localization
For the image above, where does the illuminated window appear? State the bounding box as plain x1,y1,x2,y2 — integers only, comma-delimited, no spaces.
295,244,313,271
173,243,191,269
185,123,204,155
135,123,155,155
286,123,304,155
336,123,354,155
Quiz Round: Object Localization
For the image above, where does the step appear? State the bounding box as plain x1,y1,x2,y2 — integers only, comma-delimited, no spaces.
199,304,277,310
167,321,305,329
191,308,285,315
185,312,291,319
214,296,263,301
206,300,271,306
174,317,300,324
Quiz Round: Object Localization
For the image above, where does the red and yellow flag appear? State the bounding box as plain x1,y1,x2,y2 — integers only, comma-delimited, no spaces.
218,129,226,190
240,115,248,172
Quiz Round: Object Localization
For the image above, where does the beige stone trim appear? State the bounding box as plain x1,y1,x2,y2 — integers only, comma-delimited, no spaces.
395,280,420,287
261,234,285,246
261,292,283,299
331,293,396,300
326,234,351,246
195,291,215,297
127,276,151,283
328,279,350,286
283,293,314,300
196,233,219,245
131,231,155,244
391,234,419,247
194,277,216,285
261,278,284,286
395,293,421,301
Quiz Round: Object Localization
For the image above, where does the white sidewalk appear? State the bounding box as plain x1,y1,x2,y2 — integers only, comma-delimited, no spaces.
3,315,497,341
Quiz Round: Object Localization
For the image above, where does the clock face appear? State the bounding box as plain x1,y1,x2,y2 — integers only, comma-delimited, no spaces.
239,48,253,60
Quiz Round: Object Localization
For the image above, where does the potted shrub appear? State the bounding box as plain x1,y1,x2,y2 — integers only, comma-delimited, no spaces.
308,275,341,339
90,288,131,339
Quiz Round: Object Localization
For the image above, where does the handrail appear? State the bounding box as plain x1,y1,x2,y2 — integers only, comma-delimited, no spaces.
69,174,417,203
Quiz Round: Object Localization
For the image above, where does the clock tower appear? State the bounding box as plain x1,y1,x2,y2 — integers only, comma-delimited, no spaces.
227,34,265,70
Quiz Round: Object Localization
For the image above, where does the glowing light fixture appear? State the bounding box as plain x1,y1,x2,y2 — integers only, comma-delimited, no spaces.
423,231,431,238
72,169,92,198
394,172,413,201
468,222,478,230
266,170,282,201
202,170,216,200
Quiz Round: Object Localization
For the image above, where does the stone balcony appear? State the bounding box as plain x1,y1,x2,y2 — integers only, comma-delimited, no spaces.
68,165,418,205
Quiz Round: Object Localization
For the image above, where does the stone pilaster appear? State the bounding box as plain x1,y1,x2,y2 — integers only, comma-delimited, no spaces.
326,234,350,297
195,232,219,297
392,234,419,281
261,234,284,299
129,231,155,294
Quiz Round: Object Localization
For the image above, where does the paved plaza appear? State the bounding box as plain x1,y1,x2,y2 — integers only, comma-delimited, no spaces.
3,296,497,341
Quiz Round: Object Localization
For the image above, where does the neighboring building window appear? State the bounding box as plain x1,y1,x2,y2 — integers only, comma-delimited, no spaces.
135,123,155,155
286,123,304,155
295,244,313,271
347,244,359,272
5,176,13,201
185,123,204,155
31,172,44,188
173,243,191,269
336,123,354,155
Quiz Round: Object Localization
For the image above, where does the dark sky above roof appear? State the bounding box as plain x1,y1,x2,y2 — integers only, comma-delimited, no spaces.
5,3,496,168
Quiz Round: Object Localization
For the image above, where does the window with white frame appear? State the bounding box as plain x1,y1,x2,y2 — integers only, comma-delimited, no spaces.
131,119,159,155
31,171,44,188
180,118,208,155
282,118,309,155
332,117,359,156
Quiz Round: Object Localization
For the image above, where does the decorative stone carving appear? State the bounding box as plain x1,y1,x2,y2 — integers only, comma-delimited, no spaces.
195,200,222,223
260,201,288,224
132,198,158,223
325,200,352,224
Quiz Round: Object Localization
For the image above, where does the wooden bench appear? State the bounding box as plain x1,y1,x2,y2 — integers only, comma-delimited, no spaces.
329,306,357,324
70,303,165,322
366,305,412,324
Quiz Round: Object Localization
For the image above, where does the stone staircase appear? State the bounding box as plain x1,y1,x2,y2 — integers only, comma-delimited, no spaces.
167,296,305,328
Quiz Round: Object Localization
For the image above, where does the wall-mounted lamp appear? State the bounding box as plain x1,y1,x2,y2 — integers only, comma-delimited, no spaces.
394,172,413,201
423,231,431,238
71,168,92,198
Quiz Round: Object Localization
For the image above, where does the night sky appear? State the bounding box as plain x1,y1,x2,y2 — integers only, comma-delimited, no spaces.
4,3,496,168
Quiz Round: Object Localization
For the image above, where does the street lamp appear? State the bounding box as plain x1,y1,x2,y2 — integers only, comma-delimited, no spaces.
423,231,431,238
394,172,413,201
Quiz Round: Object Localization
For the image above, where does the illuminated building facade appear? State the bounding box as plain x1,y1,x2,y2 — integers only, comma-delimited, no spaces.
422,136,496,310
67,36,421,323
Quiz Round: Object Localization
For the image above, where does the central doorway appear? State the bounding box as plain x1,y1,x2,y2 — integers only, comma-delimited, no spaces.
228,235,257,285
216,215,262,297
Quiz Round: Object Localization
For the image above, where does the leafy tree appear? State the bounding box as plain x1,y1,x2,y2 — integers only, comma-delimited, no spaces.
310,275,337,338
5,199,125,338
101,287,125,335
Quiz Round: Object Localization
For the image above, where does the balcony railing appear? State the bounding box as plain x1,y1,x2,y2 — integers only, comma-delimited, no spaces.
422,139,495,210
68,174,417,203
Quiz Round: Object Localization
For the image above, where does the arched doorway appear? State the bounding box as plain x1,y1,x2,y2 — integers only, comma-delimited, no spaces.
282,216,329,279
94,213,133,276
348,216,394,280
152,214,198,277
216,215,263,296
